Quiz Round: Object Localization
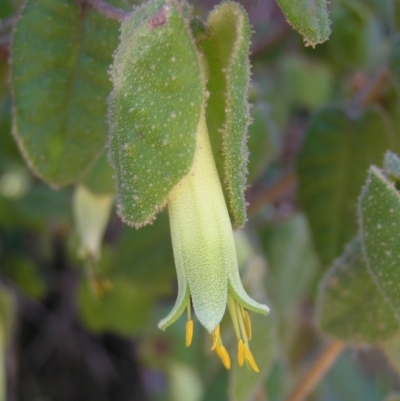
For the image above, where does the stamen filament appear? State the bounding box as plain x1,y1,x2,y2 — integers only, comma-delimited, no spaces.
236,301,249,346
211,325,220,350
242,308,252,341
227,294,241,340
238,339,245,366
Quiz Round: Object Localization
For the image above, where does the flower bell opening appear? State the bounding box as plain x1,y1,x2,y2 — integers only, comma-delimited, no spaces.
184,294,260,372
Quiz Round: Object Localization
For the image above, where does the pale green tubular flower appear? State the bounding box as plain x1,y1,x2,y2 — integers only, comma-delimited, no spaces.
159,110,269,371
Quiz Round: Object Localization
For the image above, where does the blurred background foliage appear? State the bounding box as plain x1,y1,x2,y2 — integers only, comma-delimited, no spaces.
1,0,400,400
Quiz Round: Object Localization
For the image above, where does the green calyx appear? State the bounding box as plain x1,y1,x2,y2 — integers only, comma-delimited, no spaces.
109,0,253,229
198,1,252,228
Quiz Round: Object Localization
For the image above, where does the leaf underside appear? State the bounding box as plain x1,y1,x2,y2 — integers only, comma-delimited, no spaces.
359,167,400,321
317,237,400,344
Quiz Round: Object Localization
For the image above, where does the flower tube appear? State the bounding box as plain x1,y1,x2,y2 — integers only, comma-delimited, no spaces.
159,110,269,371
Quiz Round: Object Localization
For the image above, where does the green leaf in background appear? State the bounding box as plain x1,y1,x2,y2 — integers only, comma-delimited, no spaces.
78,276,155,336
82,152,115,196
4,257,46,299
359,166,400,321
0,184,71,230
260,214,319,351
247,102,280,184
109,0,203,228
361,0,391,16
11,0,119,187
202,369,228,401
0,0,12,18
320,350,385,401
275,0,330,47
280,55,333,110
316,237,400,344
265,362,289,401
198,1,251,228
298,106,396,268
388,34,400,92
324,0,373,71
113,212,175,287
395,0,400,32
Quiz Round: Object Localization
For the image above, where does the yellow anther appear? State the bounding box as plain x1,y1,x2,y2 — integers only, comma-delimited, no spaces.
101,278,113,292
238,339,245,366
186,319,194,347
91,278,113,299
92,279,104,298
242,309,252,341
217,345,231,370
211,325,220,350
244,345,260,373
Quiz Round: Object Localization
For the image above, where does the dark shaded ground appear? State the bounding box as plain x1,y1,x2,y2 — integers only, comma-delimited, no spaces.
4,235,146,401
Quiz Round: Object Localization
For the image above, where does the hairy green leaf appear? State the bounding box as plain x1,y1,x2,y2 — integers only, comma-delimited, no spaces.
384,150,400,181
109,0,204,227
198,1,251,228
359,166,400,320
298,106,395,267
12,0,119,186
275,0,330,47
317,237,399,344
